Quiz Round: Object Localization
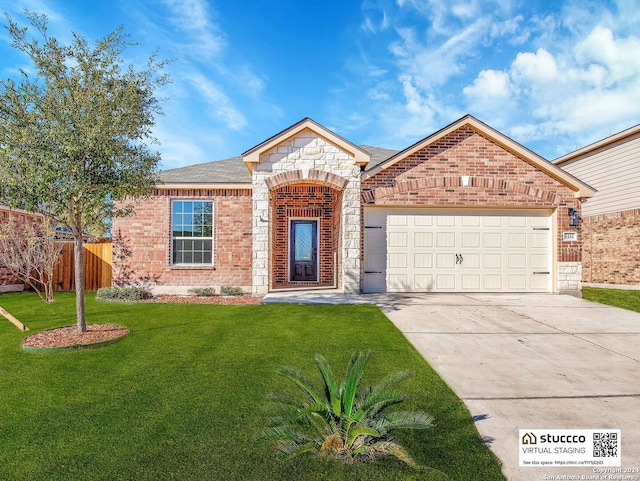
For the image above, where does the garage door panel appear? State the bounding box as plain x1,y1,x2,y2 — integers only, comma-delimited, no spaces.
530,217,549,228
388,215,407,226
414,216,433,226
508,233,527,248
530,254,549,269
461,274,481,290
461,253,480,269
436,253,456,268
436,274,455,290
508,274,527,290
414,253,433,268
414,274,434,290
437,216,456,226
531,274,550,289
389,253,407,268
461,232,480,248
363,209,552,293
483,216,502,227
509,217,527,227
462,216,481,227
389,232,407,247
483,253,502,269
388,274,408,290
530,233,549,248
414,232,433,247
508,253,527,269
436,232,455,247
483,274,502,290
483,232,502,248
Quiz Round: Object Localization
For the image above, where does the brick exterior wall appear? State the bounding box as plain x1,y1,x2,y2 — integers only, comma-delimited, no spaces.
112,188,253,293
581,208,640,285
361,127,583,293
271,185,340,288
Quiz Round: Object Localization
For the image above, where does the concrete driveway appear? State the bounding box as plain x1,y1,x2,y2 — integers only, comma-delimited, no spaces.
371,293,640,481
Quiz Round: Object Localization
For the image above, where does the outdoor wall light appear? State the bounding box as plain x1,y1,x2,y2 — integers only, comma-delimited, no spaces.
568,208,580,227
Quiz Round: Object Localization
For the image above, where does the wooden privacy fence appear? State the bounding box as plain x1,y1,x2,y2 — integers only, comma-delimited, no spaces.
53,243,112,291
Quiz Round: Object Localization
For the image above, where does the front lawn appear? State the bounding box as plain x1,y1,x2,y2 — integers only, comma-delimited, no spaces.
0,292,505,481
582,286,640,313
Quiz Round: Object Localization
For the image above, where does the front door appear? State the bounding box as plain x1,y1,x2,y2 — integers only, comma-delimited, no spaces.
290,220,318,281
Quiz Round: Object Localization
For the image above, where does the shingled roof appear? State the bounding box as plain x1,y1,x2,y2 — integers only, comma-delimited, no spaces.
157,145,399,185
158,156,250,184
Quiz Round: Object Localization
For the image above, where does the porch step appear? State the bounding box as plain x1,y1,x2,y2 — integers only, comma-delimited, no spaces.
261,289,372,305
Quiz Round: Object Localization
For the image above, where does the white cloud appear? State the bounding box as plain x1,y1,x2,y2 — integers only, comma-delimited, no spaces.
186,73,247,130
575,26,640,84
463,69,512,99
511,48,558,84
160,0,225,59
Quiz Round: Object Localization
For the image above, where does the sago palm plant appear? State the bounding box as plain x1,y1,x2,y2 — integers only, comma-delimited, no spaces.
259,351,434,468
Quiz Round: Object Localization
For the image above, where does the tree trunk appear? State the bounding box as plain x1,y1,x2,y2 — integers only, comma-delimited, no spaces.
74,233,87,334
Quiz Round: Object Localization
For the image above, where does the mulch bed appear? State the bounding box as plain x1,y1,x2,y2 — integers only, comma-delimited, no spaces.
146,294,263,305
22,323,129,350
22,294,263,350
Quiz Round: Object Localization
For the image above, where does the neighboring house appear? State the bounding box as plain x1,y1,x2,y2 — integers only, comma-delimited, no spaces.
554,124,640,287
113,115,595,296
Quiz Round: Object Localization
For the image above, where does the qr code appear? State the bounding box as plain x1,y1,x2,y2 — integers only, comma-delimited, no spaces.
593,432,618,457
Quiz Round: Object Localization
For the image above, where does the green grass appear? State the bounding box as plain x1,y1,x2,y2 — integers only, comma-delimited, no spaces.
583,286,640,313
0,292,505,481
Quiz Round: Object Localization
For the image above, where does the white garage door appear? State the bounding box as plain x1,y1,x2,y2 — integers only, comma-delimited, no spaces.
363,209,552,293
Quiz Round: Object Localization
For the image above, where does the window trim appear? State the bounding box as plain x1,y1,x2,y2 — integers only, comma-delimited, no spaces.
170,200,214,266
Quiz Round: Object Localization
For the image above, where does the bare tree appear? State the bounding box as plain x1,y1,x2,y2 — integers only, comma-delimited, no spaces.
0,214,61,303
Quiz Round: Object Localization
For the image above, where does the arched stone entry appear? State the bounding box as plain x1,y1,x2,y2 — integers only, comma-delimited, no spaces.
270,182,343,289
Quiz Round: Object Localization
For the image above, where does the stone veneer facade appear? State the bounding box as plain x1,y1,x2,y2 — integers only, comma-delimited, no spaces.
250,130,362,295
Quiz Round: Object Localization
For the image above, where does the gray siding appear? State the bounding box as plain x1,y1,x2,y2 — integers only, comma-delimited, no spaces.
560,133,640,217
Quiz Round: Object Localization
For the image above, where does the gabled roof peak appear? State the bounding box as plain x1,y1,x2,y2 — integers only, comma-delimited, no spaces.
362,114,595,199
242,118,371,171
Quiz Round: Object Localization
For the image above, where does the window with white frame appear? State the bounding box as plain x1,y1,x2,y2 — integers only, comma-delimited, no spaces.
171,200,213,265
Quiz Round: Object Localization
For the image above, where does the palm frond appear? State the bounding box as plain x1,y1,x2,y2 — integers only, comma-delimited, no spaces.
277,365,322,405
345,424,380,447
359,370,414,410
358,439,419,468
314,353,341,416
342,350,371,417
354,390,407,422
375,410,435,430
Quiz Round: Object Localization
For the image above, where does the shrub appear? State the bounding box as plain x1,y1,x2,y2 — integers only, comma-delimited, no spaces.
220,285,244,296
259,351,434,468
188,287,216,297
96,286,153,301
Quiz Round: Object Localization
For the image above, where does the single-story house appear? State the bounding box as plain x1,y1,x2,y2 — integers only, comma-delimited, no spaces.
553,124,640,287
112,115,595,296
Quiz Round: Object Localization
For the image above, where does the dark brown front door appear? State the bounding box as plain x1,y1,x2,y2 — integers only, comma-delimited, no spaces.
290,220,318,281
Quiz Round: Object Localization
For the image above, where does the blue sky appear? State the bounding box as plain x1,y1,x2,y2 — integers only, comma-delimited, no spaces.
2,0,639,170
